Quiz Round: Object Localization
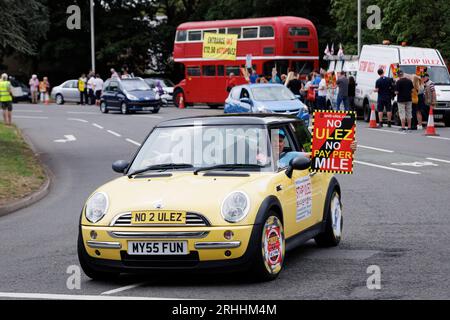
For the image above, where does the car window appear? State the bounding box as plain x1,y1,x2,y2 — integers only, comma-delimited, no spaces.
240,88,250,99
289,121,312,152
251,86,296,101
109,81,119,92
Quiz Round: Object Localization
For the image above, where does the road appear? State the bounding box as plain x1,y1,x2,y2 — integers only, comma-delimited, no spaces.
0,103,449,300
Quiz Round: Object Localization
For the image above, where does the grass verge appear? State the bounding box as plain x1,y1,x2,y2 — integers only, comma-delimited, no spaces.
0,123,46,205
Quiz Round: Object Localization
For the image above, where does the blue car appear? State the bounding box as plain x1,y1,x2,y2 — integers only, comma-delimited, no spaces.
224,84,310,126
100,77,162,114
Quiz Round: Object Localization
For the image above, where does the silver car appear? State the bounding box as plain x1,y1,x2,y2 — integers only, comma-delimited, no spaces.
144,78,174,106
51,80,79,105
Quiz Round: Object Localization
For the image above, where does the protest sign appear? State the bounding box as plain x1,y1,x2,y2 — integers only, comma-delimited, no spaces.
202,33,238,60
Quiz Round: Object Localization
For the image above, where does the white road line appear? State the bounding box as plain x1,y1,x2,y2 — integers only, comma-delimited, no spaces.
107,130,121,137
67,111,98,115
426,157,450,164
126,138,141,146
427,136,450,141
14,110,43,113
68,118,89,123
0,292,177,300
131,115,163,119
359,145,394,153
354,160,420,175
92,123,103,129
101,282,146,295
13,115,48,119
368,128,407,135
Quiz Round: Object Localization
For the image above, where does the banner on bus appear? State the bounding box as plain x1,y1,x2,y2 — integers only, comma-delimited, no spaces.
202,33,238,60
310,111,356,174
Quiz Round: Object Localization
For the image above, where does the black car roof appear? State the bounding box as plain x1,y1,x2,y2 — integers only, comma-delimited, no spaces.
156,114,301,128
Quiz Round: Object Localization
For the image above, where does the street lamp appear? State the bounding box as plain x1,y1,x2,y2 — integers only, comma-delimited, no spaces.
357,0,361,56
90,0,95,72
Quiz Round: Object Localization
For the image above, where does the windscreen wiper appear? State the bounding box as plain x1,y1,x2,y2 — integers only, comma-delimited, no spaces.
193,164,264,175
128,163,193,178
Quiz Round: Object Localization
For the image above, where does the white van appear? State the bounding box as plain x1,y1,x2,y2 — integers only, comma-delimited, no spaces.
325,55,359,109
355,44,450,126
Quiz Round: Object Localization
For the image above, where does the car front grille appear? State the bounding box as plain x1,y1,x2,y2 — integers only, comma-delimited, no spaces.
436,102,450,109
120,251,199,268
273,109,300,114
111,212,210,227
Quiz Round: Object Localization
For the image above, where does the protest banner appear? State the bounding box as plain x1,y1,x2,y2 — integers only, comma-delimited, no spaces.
416,66,427,77
202,33,238,60
390,63,400,79
310,111,356,174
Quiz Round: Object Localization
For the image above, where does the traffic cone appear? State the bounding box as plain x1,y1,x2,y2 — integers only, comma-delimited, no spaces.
369,104,377,128
179,95,185,109
424,107,439,136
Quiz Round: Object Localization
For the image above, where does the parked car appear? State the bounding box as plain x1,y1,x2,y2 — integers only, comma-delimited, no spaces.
51,80,79,105
224,84,310,126
100,77,161,114
78,114,342,281
9,78,31,103
144,78,174,106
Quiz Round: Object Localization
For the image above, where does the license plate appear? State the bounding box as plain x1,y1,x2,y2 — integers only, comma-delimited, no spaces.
127,241,188,255
434,114,443,119
142,107,152,111
131,211,186,225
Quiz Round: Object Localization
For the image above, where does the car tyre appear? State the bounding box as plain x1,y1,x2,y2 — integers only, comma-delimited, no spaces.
100,101,108,113
363,100,370,122
249,211,285,282
444,115,450,127
121,102,128,115
77,232,119,281
151,106,160,114
314,190,343,247
55,94,64,105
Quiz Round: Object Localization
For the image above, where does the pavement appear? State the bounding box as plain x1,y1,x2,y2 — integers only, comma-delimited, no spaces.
0,102,449,300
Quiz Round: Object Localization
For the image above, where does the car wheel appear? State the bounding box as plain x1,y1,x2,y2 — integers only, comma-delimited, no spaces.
314,190,342,247
208,104,221,109
151,106,160,114
121,102,128,115
100,101,108,113
77,232,119,281
444,115,450,127
249,212,285,281
392,103,401,126
55,94,64,105
363,100,370,122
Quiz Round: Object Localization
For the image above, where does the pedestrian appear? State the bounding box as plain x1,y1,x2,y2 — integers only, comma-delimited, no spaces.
78,73,88,105
0,73,13,125
395,70,414,131
226,73,237,92
39,77,50,104
87,74,96,105
287,72,302,96
335,71,349,111
121,67,131,79
93,74,104,106
249,69,258,84
416,75,426,130
111,68,119,78
422,72,436,126
280,74,287,85
317,71,327,110
270,68,281,84
410,74,422,130
374,68,394,128
348,76,356,111
29,74,39,104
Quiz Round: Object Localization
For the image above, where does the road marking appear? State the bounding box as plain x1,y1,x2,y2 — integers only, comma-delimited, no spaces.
354,160,420,175
68,118,89,123
359,145,394,153
101,282,146,295
107,130,121,137
67,111,98,115
126,138,141,146
131,115,163,119
14,110,43,113
426,157,450,164
0,292,177,300
54,135,77,143
391,161,438,167
13,115,48,119
368,128,407,135
92,123,103,129
427,136,450,141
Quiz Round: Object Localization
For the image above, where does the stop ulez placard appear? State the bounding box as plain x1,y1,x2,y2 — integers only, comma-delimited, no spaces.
310,111,356,174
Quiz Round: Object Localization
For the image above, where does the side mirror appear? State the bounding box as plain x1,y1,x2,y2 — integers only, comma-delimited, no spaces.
112,160,129,174
285,155,311,178
240,97,251,105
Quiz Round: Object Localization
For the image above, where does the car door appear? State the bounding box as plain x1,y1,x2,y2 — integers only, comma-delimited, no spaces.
64,80,79,102
269,124,323,239
106,80,120,108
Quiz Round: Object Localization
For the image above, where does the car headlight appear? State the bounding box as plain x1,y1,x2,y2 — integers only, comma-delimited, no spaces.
85,192,109,223
221,191,250,223
126,93,138,100
155,93,160,100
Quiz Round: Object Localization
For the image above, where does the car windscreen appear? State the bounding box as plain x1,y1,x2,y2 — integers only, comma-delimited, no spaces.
161,79,174,87
121,80,150,91
129,125,273,172
400,65,450,85
251,86,296,101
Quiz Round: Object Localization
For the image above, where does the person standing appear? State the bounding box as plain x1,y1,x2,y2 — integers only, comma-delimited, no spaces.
395,70,414,132
249,69,258,84
374,68,394,127
317,71,327,110
87,74,96,105
270,68,281,84
78,74,88,105
39,77,50,104
226,73,237,92
335,72,349,111
93,74,104,106
29,74,39,104
0,73,13,125
348,76,356,111
111,68,119,78
422,73,436,128
410,75,422,130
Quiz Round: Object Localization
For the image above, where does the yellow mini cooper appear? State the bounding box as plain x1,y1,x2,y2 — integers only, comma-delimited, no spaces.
78,114,343,281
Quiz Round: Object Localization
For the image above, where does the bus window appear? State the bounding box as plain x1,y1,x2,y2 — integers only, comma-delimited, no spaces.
188,31,201,41
259,26,274,38
203,29,217,37
176,30,187,42
243,27,258,39
202,65,216,76
217,65,225,76
218,28,226,34
289,27,310,36
187,67,201,76
263,47,274,55
226,66,240,76
263,60,289,77
292,61,314,75
227,27,241,38
294,41,308,49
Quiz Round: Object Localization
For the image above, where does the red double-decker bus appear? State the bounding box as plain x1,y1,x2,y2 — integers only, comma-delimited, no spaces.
172,16,319,108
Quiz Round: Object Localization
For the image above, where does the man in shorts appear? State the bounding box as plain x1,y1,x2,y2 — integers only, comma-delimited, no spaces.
0,73,13,126
395,70,414,132
374,68,394,127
